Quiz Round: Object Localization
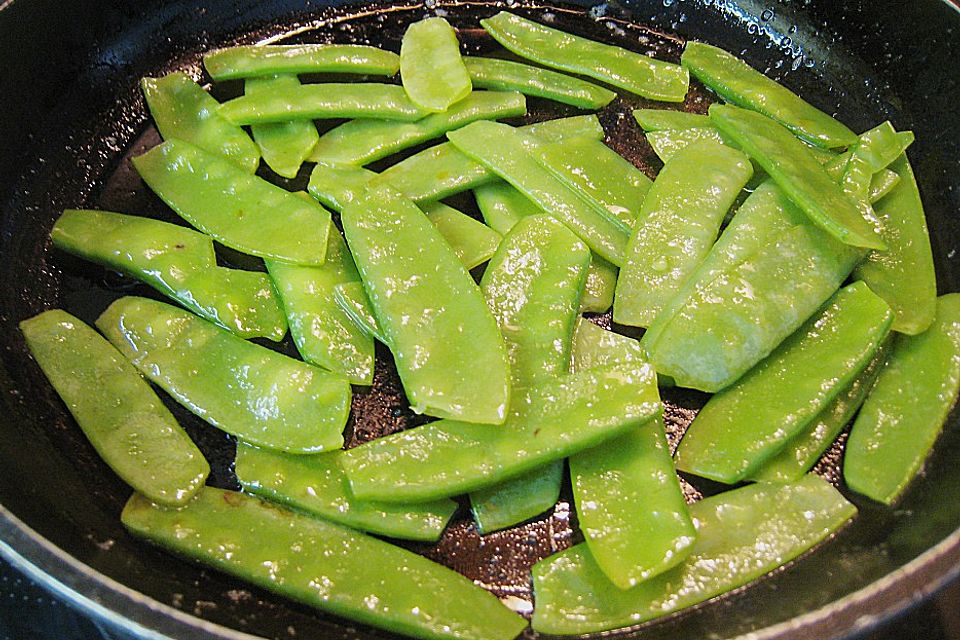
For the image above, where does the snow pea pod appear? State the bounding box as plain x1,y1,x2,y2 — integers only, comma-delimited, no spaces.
675,282,892,484
141,72,259,173
839,123,913,199
134,139,330,265
401,17,472,112
421,201,502,270
52,209,287,341
645,126,727,163
682,41,857,149
308,90,526,165
202,44,400,81
866,167,900,202
97,297,351,454
464,56,615,109
531,476,856,635
633,108,710,131
845,294,960,505
245,75,319,179
20,310,208,507
122,488,527,640
342,184,509,424
333,281,384,342
481,11,689,102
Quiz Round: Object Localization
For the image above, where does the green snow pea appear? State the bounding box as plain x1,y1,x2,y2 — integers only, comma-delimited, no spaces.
332,281,384,342
308,91,526,165
464,56,615,109
122,488,527,640
20,310,208,507
202,44,400,81
845,294,960,505
581,257,617,313
681,41,857,148
235,443,456,541
245,75,319,178
342,184,509,424
614,138,753,328
97,297,351,454
571,317,647,371
866,167,901,202
401,17,472,112
307,161,379,212
839,123,913,200
52,209,287,341
469,465,563,535
134,139,330,265
675,282,892,484
531,476,855,635
645,126,728,163
342,362,661,503
141,72,259,173
633,108,711,131
421,201,502,270
481,11,689,102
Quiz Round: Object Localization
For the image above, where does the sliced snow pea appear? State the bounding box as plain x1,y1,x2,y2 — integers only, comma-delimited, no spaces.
97,297,351,454
308,161,379,212
421,201,502,270
333,281,384,342
571,318,647,372
464,56,615,109
469,464,563,535
839,123,913,199
342,362,661,503
141,72,259,173
682,41,857,148
633,108,711,131
675,282,892,484
645,126,727,163
531,476,856,635
234,443,456,541
581,257,617,313
52,209,286,341
401,17,472,112
202,44,400,81
845,294,960,504
245,75,319,179
20,310,208,507
866,167,901,202
308,90,526,165
482,11,689,102
342,184,509,424
122,487,527,640
134,139,330,265
447,120,631,265
614,138,752,328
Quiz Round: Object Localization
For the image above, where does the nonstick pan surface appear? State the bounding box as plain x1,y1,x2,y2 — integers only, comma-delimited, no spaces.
1,1,959,639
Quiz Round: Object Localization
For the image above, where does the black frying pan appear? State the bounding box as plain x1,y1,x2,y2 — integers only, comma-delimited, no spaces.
1,1,959,638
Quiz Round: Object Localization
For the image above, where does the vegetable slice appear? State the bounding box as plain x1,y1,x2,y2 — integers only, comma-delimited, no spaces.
203,44,400,81
401,17,472,112
421,201,502,270
245,75,319,179
464,56,615,109
633,108,711,131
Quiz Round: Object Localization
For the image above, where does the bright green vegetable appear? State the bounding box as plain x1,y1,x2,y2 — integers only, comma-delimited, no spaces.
645,126,728,163
307,161,379,212
122,487,527,640
482,11,689,102
421,201,502,270
20,310,208,507
97,297,351,454
581,257,617,313
401,17,472,112
464,56,615,109
245,75,319,179
134,139,330,265
839,123,913,199
531,476,856,634
633,108,710,131
571,318,647,372
470,464,563,535
845,294,960,504
332,281,384,342
51,209,287,341
141,72,260,173
202,44,401,81
867,167,901,202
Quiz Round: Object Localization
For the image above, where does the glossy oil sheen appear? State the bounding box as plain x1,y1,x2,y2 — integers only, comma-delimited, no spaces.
202,43,400,80
245,74,320,179
464,56,615,109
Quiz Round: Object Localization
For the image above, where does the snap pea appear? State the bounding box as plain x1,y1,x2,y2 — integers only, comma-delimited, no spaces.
332,281,384,342
245,75,319,179
645,126,728,163
464,56,615,109
531,476,856,635
52,209,287,341
133,139,330,265
202,44,400,81
401,17,472,112
421,201,502,270
614,139,753,328
845,294,960,505
342,184,510,424
97,297,351,454
141,72,260,173
675,282,892,484
681,41,857,149
20,310,208,507
122,487,527,640
308,90,526,165
633,108,711,131
481,11,689,102
234,443,456,541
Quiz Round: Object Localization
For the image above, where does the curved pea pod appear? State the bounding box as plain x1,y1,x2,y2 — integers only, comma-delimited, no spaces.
97,297,351,454
20,310,208,507
333,282,384,342
422,202,502,270
581,256,617,313
141,72,259,173
464,56,615,109
675,282,892,484
633,108,711,131
235,443,456,541
308,161,378,212
645,126,727,163
839,123,914,199
401,17,472,112
823,150,902,202
681,41,857,149
342,363,661,503
342,184,509,424
481,11,689,102
122,487,527,640
571,318,646,372
531,476,856,634
845,294,960,505
202,44,400,81
133,139,330,265
614,139,753,328
470,463,563,535
245,75,319,179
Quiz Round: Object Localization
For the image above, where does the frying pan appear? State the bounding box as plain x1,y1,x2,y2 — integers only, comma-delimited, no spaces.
1,0,959,638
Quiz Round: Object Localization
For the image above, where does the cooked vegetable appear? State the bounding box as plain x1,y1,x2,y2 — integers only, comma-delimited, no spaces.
221,83,428,124
401,17,472,112
203,44,400,80
645,126,728,163
464,56,616,109
332,281,384,342
633,108,710,131
245,74,319,178
421,201,502,270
